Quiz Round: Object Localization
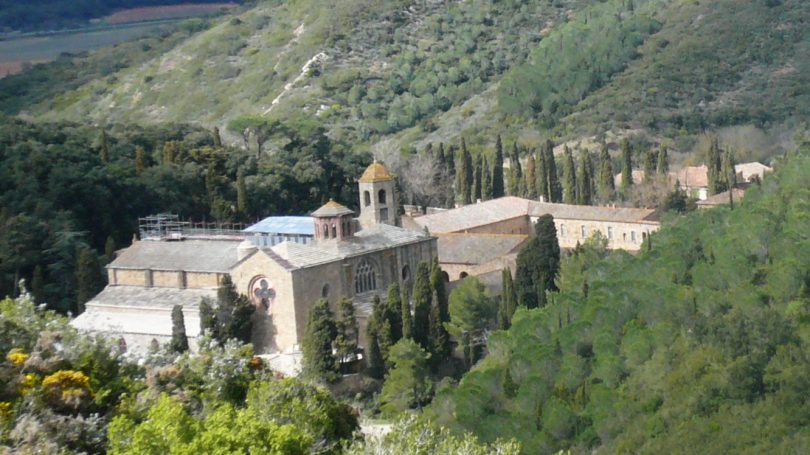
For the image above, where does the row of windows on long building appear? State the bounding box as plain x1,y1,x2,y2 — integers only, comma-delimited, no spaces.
558,224,646,244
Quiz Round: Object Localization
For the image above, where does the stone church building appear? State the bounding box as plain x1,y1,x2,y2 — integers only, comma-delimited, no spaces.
72,162,437,357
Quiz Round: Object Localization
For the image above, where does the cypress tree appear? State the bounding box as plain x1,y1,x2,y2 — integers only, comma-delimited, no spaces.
236,168,248,220
598,143,614,201
385,283,403,343
199,296,218,338
620,138,633,193
657,145,669,175
515,214,560,309
411,262,432,350
366,325,385,379
498,267,517,330
212,126,222,147
707,138,723,195
104,235,116,264
31,265,45,304
302,298,338,381
334,298,358,369
545,140,562,202
482,156,493,200
401,286,412,340
163,141,179,165
430,258,449,324
643,148,656,182
722,147,737,190
503,367,518,398
75,247,102,314
170,305,189,353
230,294,254,344
473,154,483,202
446,144,456,178
99,129,109,163
562,146,577,204
135,145,147,176
537,148,549,202
457,139,473,205
525,153,538,199
576,152,593,205
492,135,505,198
429,290,450,370
215,275,254,344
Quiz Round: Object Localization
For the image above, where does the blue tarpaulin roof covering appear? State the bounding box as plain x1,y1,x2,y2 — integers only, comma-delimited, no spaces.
244,216,315,235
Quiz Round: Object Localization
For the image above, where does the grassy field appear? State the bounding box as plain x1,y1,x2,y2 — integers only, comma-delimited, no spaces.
102,3,236,24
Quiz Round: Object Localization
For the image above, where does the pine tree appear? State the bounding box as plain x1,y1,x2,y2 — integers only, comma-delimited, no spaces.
302,298,338,381
170,305,189,353
482,156,493,200
473,154,483,202
75,246,102,314
199,296,218,338
428,290,450,370
537,148,549,202
104,235,116,264
598,143,615,201
411,262,432,350
135,146,147,176
544,140,562,202
492,135,505,198
525,153,538,199
334,298,358,369
643,148,656,182
385,283,403,343
657,146,669,175
236,168,248,220
562,146,577,204
99,129,109,163
576,152,593,205
515,215,560,309
498,268,517,329
620,138,633,193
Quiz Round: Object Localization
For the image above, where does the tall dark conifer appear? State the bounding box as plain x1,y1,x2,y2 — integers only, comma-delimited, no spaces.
473,154,483,202
302,298,338,381
75,247,102,314
707,138,723,195
598,143,614,201
482,156,493,200
620,138,633,193
430,258,449,324
576,152,593,205
537,148,549,202
334,298,358,370
515,215,560,309
236,168,248,220
562,146,577,204
411,262,432,350
525,154,538,199
498,268,517,330
492,135,505,198
657,146,669,175
170,305,189,353
401,286,412,340
385,283,403,343
429,290,451,370
643,148,656,182
544,140,562,202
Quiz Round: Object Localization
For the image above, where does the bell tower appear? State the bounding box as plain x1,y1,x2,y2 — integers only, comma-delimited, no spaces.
358,160,397,229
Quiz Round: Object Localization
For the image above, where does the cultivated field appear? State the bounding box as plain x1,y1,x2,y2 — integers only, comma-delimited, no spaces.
103,3,237,24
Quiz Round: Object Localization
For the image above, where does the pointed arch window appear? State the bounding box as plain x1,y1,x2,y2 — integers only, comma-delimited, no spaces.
354,259,377,294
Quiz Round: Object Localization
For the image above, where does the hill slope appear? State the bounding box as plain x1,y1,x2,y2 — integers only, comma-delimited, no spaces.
426,146,810,453
5,0,810,156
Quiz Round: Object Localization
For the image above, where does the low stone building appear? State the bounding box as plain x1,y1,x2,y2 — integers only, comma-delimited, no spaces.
403,196,660,280
73,162,437,358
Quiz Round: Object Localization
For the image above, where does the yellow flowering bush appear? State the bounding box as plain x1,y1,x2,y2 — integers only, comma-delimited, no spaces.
19,373,39,395
41,370,93,409
6,348,28,366
0,401,12,422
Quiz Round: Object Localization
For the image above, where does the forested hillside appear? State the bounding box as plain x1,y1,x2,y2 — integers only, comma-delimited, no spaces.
426,144,810,453
2,0,807,158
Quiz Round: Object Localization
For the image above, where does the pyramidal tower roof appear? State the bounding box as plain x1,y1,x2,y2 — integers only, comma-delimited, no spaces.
311,199,354,217
359,160,394,183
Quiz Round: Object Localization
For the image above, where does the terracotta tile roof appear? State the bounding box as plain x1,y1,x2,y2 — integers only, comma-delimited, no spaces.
108,239,241,273
528,201,659,224
311,199,354,217
358,161,394,183
411,197,531,233
671,165,709,189
436,234,528,265
696,187,746,207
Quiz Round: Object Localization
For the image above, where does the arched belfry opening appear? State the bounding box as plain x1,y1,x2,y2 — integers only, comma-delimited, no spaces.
358,160,398,229
311,199,354,242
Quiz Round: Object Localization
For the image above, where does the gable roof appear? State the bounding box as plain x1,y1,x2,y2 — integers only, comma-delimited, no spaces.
670,165,709,189
735,162,771,181
410,197,531,233
108,239,241,273
436,234,528,265
528,201,659,224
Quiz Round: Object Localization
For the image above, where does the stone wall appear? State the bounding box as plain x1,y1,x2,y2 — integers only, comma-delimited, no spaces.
541,217,660,251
